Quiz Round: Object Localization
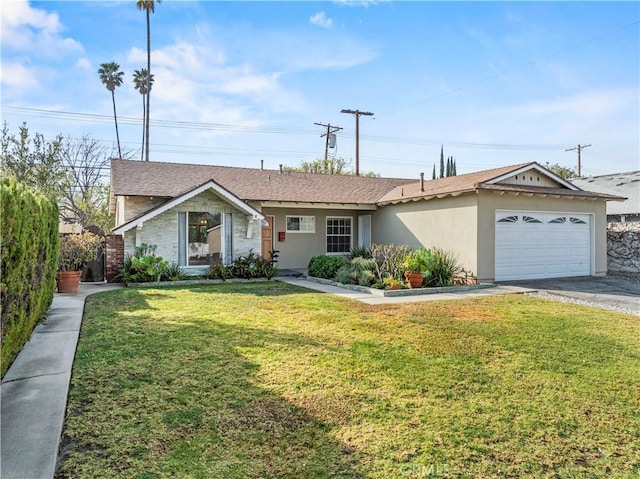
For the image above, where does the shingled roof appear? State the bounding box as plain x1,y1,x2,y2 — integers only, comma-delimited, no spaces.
110,159,623,209
110,159,414,205
377,162,624,204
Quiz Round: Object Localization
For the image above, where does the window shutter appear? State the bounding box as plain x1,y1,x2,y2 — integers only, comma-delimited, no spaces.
224,213,233,264
358,215,371,248
178,212,186,266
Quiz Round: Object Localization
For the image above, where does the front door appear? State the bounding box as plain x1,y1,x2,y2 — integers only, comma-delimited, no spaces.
262,215,274,260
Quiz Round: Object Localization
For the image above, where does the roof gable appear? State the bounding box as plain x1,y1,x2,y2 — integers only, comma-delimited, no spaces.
486,163,578,190
112,180,265,235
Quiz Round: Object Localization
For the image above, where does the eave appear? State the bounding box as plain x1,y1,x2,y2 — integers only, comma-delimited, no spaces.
258,201,377,211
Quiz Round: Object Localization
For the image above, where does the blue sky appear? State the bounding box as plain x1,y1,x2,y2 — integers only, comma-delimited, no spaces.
2,1,638,179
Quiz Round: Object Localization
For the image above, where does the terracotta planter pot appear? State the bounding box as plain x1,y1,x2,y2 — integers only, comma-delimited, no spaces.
57,271,82,293
404,272,424,289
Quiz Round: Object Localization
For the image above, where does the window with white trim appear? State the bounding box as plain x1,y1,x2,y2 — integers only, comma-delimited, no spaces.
178,211,222,266
326,217,352,254
286,215,315,233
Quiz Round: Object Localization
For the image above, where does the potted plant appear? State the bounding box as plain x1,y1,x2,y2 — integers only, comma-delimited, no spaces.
57,232,101,293
402,247,434,288
382,277,404,290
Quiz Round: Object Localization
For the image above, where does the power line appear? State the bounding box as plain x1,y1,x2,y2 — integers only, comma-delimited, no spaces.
4,105,577,153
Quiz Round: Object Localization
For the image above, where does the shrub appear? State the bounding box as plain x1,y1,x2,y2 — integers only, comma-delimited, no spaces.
334,265,356,285
332,257,376,287
161,262,188,282
424,247,463,287
370,243,411,282
382,277,405,290
58,232,101,272
230,250,278,279
348,245,372,260
403,247,436,275
120,255,169,285
308,255,347,279
205,261,233,280
119,244,169,285
1,178,59,378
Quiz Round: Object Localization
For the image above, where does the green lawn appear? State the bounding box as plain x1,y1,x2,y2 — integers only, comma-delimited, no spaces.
56,282,640,479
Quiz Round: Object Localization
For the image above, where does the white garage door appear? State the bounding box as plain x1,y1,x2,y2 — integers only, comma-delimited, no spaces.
495,211,591,281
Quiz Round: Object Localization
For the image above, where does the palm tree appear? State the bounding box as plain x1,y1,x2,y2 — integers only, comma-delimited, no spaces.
98,62,124,158
132,69,154,161
136,0,161,161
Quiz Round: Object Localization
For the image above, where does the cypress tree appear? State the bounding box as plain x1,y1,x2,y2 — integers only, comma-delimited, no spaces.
446,157,451,177
432,164,436,180
439,145,444,178
452,158,457,176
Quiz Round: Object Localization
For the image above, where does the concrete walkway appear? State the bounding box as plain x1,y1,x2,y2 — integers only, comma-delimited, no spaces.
1,284,121,479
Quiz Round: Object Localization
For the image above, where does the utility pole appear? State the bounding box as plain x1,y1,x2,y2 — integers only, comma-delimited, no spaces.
314,122,343,162
340,109,374,176
565,144,591,177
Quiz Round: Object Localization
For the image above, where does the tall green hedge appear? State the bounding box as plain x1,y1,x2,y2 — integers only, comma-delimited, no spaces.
1,177,59,378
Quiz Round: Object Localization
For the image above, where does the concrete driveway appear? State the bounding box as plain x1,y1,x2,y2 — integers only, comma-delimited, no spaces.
502,276,640,316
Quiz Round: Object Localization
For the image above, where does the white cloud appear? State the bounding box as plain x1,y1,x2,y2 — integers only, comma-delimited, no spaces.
0,0,82,57
0,62,40,89
504,88,635,119
221,71,281,95
334,0,383,6
75,58,92,71
310,12,333,29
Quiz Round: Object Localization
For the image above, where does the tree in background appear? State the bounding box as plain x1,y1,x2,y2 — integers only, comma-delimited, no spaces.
545,162,577,180
132,68,154,161
136,0,161,161
435,145,457,179
284,157,379,177
97,62,125,159
2,123,122,231
1,122,69,199
59,135,118,232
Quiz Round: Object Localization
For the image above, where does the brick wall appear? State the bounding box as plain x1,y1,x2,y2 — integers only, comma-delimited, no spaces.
105,235,124,282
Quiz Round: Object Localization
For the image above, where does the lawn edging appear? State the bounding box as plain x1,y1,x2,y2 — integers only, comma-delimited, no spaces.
304,276,496,297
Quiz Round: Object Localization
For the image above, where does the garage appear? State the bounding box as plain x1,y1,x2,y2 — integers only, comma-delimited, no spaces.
495,211,592,281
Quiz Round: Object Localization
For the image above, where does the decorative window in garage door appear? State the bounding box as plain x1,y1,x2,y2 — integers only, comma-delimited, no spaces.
548,216,588,225
496,214,545,224
497,215,519,223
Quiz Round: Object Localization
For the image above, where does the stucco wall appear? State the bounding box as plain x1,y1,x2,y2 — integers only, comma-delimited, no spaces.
371,195,479,276
261,207,363,269
122,190,260,267
476,191,607,281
